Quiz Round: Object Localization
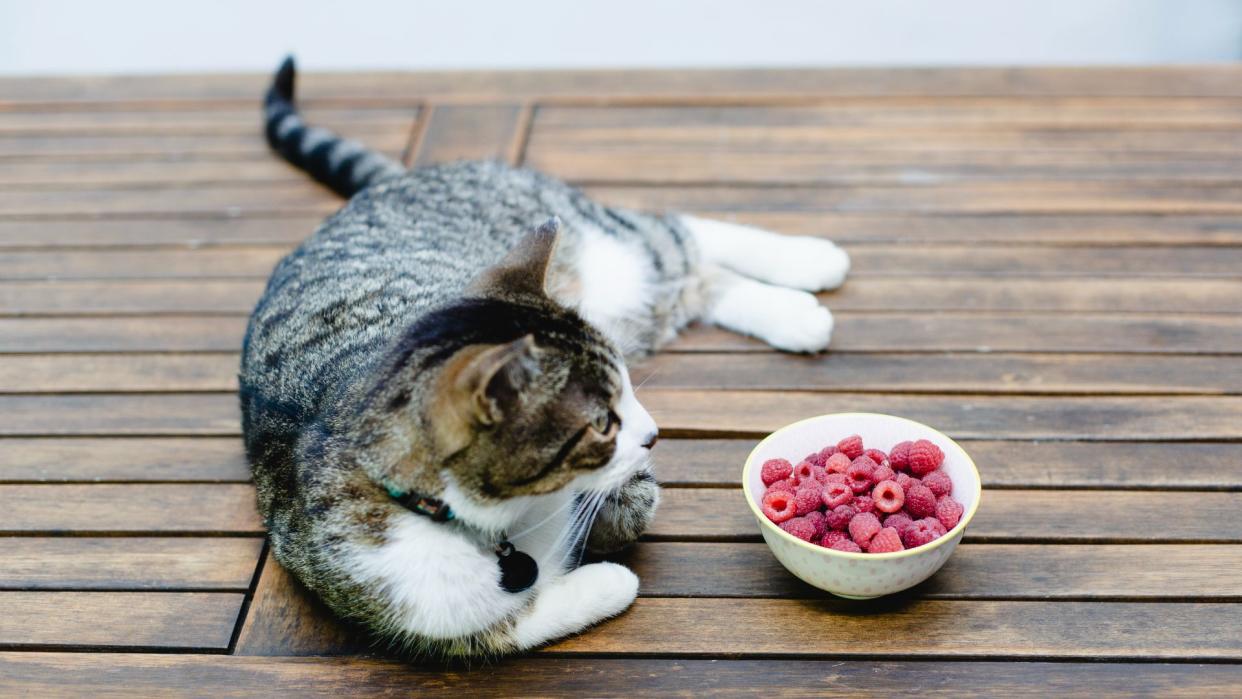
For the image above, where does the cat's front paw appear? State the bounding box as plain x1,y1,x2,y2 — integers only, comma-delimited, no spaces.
760,293,834,353
778,237,851,292
571,562,639,620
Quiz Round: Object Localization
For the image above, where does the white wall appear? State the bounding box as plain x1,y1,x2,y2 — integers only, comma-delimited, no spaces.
2,0,1241,75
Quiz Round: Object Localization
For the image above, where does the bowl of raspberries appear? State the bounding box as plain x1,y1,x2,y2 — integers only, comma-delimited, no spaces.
742,412,981,599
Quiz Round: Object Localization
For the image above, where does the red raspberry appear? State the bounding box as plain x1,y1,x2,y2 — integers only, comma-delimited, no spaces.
818,445,839,461
867,526,904,553
901,518,943,549
766,478,796,495
936,495,964,530
872,479,905,513
791,460,819,486
846,456,877,494
779,516,817,542
811,464,829,483
848,512,882,548
908,439,945,476
760,458,793,486
830,538,863,553
883,512,914,533
895,472,919,492
826,504,857,531
927,517,947,537
804,510,827,539
824,452,852,474
871,464,896,484
904,483,937,519
802,451,827,469
761,490,798,524
820,480,853,509
864,448,888,467
889,441,914,471
837,434,865,460
794,486,822,516
820,530,847,548
922,470,953,497
853,495,875,515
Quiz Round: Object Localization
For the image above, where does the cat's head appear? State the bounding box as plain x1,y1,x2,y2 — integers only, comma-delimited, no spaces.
358,218,658,512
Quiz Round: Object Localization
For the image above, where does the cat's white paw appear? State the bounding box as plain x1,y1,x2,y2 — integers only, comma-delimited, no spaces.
775,237,851,292
570,562,639,620
759,297,834,353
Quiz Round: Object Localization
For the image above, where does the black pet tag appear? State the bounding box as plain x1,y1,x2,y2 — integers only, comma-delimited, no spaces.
496,540,538,593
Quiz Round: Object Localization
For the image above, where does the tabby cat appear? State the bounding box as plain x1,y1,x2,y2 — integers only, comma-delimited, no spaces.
240,57,850,658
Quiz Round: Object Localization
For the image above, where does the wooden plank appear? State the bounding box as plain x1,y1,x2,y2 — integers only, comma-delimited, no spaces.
235,552,367,657
0,186,341,219
6,392,1241,440
634,352,1242,395
638,391,1242,440
0,437,249,482
649,489,1242,543
588,182,1242,215
7,277,1242,315
0,395,239,436
5,313,1239,355
412,104,526,166
654,439,1242,490
0,484,261,533
0,105,417,135
0,131,408,159
3,655,1237,699
0,354,238,392
0,159,334,188
0,537,262,590
624,543,1242,599
0,248,287,280
0,217,320,249
548,598,1242,659
0,592,242,650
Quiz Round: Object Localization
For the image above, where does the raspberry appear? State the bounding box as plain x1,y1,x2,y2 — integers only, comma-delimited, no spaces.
901,518,943,549
904,483,937,519
802,451,827,469
760,458,793,486
830,538,863,553
848,512,882,548
872,479,905,513
926,517,947,538
936,495,964,530
820,530,847,548
908,439,945,476
826,504,857,531
837,434,865,460
794,486,822,516
791,460,819,486
867,527,904,553
853,495,875,515
779,516,817,542
761,490,798,524
804,510,827,539
889,441,914,471
818,445,839,461
846,456,877,494
766,478,796,495
872,464,896,484
895,472,919,492
824,452,852,474
922,470,953,498
883,512,914,533
811,464,829,483
864,448,888,466
820,479,853,509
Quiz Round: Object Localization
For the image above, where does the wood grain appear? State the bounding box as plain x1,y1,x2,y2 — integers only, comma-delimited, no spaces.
0,353,239,392
0,217,321,249
235,551,367,657
0,437,249,482
0,484,261,533
0,395,239,436
0,248,287,280
650,489,1242,543
0,185,341,218
0,317,249,352
0,105,417,136
0,537,262,590
0,592,243,649
412,104,526,166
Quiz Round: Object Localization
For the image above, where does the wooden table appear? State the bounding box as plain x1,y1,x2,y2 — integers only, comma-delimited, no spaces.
3,67,1242,696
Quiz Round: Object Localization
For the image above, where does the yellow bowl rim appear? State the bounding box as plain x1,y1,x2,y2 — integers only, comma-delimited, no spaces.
741,412,983,561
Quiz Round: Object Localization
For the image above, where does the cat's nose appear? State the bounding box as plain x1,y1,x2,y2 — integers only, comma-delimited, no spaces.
642,430,659,450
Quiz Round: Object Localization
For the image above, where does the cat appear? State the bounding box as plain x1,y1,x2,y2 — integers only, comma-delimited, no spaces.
240,56,850,658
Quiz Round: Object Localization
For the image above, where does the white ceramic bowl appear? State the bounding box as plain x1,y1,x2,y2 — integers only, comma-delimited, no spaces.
742,412,982,599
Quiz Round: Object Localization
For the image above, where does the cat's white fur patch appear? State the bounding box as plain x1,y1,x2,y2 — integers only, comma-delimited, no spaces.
681,215,850,292
705,270,834,353
512,561,638,648
571,224,653,350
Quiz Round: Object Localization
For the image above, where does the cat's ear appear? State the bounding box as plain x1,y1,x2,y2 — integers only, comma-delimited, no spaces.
467,216,560,299
434,335,543,451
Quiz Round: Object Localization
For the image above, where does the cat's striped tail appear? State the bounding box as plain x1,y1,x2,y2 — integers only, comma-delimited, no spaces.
263,56,405,198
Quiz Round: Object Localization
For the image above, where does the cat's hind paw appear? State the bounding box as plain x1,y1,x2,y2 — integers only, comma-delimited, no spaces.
776,237,851,292
760,298,834,353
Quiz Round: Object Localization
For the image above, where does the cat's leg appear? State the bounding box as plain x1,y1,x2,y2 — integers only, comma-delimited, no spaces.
702,265,834,353
510,561,639,649
586,468,659,554
680,215,850,292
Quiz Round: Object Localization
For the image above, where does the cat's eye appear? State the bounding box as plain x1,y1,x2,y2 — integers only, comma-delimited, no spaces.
592,410,620,435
